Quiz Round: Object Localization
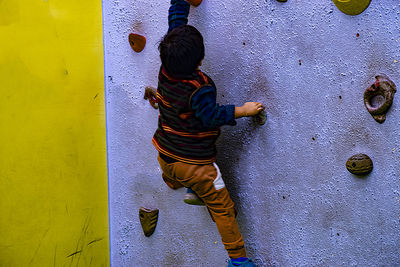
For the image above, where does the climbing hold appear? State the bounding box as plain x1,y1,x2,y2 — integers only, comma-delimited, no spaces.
185,0,202,6
276,0,287,2
129,33,146,53
139,207,159,237
364,74,396,123
144,86,159,109
253,110,267,125
332,0,371,16
346,154,373,176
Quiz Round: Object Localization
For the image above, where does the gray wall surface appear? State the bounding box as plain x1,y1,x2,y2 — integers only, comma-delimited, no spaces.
103,0,400,266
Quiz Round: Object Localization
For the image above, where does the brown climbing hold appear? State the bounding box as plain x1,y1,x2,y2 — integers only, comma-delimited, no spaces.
346,153,373,176
139,207,159,237
129,33,146,53
144,86,159,109
186,0,202,6
364,74,397,123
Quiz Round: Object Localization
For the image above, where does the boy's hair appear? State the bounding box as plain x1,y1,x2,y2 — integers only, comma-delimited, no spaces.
159,25,205,76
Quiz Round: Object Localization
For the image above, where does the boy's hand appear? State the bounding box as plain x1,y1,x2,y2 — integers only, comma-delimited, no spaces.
235,102,264,118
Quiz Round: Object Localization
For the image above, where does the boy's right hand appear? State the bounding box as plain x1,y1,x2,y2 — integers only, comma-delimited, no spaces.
235,102,264,118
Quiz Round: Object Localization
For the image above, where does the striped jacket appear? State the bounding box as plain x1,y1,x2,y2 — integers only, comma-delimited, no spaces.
152,67,221,164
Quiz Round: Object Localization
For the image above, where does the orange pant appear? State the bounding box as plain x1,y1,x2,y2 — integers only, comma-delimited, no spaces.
158,155,246,258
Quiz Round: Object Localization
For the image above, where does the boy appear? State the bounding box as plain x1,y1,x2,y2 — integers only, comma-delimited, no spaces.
152,0,263,266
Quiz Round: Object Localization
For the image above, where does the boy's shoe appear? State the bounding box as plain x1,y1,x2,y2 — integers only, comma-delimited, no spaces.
185,0,202,7
227,258,256,267
184,188,205,206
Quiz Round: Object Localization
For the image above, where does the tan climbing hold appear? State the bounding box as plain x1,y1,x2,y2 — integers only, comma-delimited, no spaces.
332,0,371,16
139,207,159,237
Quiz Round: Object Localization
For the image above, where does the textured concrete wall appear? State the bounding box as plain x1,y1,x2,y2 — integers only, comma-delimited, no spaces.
103,0,400,266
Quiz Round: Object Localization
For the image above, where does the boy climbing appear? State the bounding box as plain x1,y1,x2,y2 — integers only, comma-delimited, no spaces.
152,0,264,266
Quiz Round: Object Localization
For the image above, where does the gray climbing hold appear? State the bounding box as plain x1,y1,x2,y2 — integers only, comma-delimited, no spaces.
253,110,267,125
364,74,397,123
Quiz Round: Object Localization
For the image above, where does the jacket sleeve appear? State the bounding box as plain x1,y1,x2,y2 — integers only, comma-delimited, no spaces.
191,85,237,128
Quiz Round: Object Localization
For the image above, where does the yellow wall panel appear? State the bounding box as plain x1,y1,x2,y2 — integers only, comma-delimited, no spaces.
0,1,109,266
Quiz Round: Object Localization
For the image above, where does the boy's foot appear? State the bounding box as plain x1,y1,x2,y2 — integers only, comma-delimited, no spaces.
185,0,202,7
184,188,205,206
227,257,256,267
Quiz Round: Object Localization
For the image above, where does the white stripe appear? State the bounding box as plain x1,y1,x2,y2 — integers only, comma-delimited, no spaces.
213,163,225,190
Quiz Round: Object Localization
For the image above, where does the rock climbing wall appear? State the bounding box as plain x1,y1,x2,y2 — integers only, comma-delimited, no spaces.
103,0,400,266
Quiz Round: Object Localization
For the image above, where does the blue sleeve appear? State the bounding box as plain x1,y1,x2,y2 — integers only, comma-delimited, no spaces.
168,0,190,32
191,86,237,128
